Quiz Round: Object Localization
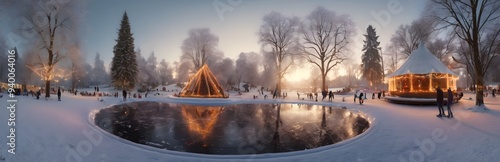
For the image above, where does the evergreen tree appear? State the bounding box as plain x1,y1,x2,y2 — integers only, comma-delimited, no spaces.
92,53,108,85
146,52,160,87
361,25,383,87
111,12,138,90
158,59,173,85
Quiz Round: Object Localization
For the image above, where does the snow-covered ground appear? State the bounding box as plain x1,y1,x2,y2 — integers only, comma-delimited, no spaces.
1,86,499,162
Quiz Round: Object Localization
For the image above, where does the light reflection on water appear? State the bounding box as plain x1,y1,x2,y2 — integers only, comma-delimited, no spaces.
95,102,369,155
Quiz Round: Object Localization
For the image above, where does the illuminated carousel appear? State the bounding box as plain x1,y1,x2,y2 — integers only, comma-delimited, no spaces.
179,64,228,98
385,43,458,104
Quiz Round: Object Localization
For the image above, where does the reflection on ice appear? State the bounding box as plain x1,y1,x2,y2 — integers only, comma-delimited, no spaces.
95,102,369,155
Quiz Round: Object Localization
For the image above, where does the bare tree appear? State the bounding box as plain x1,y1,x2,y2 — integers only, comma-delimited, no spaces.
212,58,235,89
181,28,220,71
259,12,300,95
260,50,277,88
384,42,401,74
430,0,500,106
344,60,361,88
176,61,193,84
14,0,83,97
300,7,355,91
390,17,437,57
236,52,261,86
66,43,85,91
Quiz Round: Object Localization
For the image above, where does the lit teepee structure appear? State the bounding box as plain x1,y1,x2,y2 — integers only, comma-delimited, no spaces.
179,64,227,98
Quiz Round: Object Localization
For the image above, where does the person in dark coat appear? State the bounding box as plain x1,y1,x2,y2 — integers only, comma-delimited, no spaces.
372,93,375,99
328,91,333,101
359,92,364,105
378,91,381,99
36,90,41,100
436,86,445,117
447,87,454,118
123,89,127,101
57,87,61,101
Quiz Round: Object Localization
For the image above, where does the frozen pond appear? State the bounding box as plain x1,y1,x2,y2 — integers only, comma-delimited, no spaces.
94,102,369,155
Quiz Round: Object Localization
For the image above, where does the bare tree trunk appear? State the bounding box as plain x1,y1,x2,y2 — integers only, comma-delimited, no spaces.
475,71,484,106
321,73,327,91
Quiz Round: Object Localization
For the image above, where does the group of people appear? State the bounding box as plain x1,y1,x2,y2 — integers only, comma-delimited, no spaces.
354,90,385,105
436,86,454,118
321,90,335,102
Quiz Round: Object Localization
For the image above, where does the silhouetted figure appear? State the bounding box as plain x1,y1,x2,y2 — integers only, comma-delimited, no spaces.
354,93,357,103
378,91,381,99
359,93,364,105
372,93,375,99
123,89,127,101
447,88,454,118
436,86,444,117
322,90,327,101
57,87,61,101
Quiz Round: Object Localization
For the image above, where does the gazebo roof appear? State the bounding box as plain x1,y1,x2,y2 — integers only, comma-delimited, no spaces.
386,42,458,77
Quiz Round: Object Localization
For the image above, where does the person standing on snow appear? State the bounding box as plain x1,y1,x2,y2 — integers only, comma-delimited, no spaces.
436,86,445,117
359,92,364,105
447,87,454,118
57,87,62,101
123,89,127,101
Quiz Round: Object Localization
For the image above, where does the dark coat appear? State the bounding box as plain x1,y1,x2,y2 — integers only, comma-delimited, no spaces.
447,89,453,103
436,88,444,103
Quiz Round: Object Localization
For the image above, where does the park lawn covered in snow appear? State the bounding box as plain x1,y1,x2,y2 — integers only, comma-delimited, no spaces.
1,87,499,162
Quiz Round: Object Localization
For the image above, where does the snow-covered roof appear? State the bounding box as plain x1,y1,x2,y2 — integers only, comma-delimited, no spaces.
386,42,458,77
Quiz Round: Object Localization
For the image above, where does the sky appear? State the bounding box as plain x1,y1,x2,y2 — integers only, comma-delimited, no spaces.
80,0,427,81
2,0,427,82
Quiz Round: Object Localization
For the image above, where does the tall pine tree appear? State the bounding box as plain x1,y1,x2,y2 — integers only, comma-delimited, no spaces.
111,12,138,90
361,25,383,87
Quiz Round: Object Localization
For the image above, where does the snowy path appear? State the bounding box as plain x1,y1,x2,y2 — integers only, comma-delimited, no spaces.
1,91,499,162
